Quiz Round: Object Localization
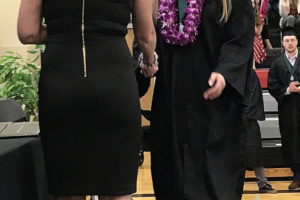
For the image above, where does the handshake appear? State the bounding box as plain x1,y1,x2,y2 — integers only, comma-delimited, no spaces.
138,52,159,78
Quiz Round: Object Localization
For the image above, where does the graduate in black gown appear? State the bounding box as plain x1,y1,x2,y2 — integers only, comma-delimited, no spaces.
243,68,277,193
268,26,300,190
141,0,255,199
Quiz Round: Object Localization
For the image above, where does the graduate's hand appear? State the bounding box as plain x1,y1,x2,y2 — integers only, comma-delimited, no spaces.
289,81,300,93
139,52,159,78
203,72,226,100
140,65,159,78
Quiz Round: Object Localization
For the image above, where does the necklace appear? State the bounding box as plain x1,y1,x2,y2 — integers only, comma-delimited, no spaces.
158,0,205,46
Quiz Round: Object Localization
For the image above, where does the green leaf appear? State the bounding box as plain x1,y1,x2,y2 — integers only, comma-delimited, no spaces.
31,55,40,64
5,51,15,54
27,50,38,54
36,45,46,53
16,53,23,58
3,56,18,61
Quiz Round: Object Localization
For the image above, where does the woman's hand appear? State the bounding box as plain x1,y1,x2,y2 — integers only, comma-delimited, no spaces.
203,72,226,100
138,52,159,78
140,65,159,78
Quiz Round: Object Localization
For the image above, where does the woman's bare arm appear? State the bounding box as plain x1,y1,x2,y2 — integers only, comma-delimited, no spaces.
132,0,157,65
18,0,47,44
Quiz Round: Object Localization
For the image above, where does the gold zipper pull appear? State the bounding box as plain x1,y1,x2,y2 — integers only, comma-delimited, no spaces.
81,0,87,78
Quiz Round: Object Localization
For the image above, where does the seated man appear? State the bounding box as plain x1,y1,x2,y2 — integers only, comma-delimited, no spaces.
268,26,300,190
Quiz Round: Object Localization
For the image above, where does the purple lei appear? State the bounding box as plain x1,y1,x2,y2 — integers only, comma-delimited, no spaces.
158,0,205,46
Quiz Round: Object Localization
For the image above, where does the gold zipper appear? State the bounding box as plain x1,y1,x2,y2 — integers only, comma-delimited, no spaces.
81,0,87,77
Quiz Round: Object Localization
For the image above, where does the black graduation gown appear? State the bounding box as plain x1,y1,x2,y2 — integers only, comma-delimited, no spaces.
268,54,300,165
244,69,265,121
150,0,254,200
243,69,265,169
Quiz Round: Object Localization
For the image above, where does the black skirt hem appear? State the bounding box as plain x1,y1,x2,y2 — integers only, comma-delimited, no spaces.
49,188,137,196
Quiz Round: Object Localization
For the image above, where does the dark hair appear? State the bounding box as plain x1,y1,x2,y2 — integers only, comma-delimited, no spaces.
282,27,297,39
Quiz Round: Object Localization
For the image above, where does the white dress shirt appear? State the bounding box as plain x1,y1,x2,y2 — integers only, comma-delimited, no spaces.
285,50,298,95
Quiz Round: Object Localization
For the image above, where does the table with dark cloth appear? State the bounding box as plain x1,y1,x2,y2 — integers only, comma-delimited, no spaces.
0,137,51,200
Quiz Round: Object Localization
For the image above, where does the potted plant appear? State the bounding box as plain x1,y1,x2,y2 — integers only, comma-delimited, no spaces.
0,45,44,121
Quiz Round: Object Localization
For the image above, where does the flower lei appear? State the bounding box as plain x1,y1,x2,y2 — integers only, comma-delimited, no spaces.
158,0,205,46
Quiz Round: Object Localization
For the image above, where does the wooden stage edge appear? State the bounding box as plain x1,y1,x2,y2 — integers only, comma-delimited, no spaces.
246,167,293,178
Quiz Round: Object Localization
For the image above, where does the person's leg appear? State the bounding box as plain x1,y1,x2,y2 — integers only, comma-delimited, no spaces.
254,167,277,194
291,163,300,181
293,163,300,180
254,167,268,189
296,163,300,180
289,163,300,189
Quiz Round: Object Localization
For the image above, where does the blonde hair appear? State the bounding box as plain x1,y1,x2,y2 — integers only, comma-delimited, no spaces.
220,0,232,22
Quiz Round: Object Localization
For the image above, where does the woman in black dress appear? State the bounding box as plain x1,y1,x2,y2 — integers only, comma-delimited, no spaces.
143,0,255,199
17,0,157,200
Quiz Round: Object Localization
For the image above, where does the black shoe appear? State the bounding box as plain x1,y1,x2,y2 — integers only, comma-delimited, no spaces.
288,180,300,190
259,184,277,194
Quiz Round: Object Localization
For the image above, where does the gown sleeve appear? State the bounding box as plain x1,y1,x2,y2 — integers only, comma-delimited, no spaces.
268,58,288,103
244,68,265,120
214,0,255,97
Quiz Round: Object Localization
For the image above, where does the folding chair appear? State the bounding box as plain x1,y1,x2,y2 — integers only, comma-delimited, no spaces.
0,98,26,122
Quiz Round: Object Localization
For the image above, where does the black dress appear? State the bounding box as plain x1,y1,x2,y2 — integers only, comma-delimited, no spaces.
151,0,254,200
39,0,141,195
